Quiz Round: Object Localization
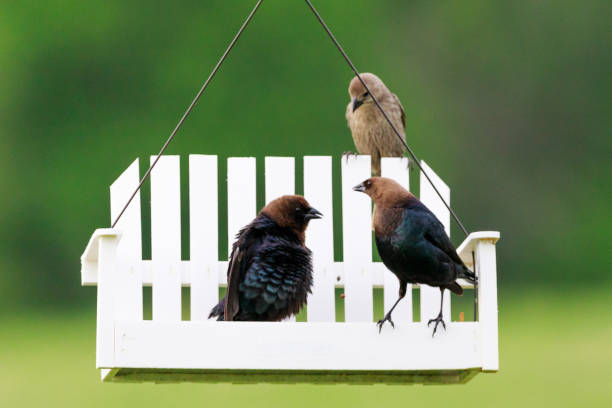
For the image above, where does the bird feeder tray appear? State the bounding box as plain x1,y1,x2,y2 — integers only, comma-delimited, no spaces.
80,154,500,384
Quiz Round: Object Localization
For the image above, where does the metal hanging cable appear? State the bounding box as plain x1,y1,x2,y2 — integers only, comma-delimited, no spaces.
111,0,264,228
305,0,469,238
112,0,469,240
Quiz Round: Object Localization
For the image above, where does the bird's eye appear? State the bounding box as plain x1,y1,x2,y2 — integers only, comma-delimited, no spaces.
365,180,371,188
362,91,369,98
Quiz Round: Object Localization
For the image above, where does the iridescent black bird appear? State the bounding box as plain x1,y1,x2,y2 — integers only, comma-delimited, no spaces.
353,177,476,336
209,195,322,321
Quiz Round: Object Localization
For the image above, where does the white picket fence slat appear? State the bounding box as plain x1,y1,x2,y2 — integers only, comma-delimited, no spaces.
380,157,412,323
227,158,257,257
150,155,182,321
419,160,451,323
265,157,295,203
265,157,296,322
110,159,143,321
304,156,335,322
341,156,373,322
189,155,219,321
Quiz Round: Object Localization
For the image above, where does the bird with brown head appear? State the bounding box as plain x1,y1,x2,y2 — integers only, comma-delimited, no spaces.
354,177,476,336
209,195,322,322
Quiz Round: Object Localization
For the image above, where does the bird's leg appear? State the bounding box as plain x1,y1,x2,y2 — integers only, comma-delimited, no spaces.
427,288,447,337
377,295,404,333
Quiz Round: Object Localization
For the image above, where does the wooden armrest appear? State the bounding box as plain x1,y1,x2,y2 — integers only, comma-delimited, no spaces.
457,231,500,267
80,228,122,286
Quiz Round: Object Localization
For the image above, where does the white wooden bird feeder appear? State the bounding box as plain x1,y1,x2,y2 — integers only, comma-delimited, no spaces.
81,154,499,384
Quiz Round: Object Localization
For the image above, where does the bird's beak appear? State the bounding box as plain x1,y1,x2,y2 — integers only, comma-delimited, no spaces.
304,207,323,220
352,97,364,112
353,183,366,193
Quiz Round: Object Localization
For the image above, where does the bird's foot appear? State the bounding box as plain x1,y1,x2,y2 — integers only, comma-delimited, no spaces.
342,151,358,162
377,312,395,333
407,158,415,172
427,313,446,337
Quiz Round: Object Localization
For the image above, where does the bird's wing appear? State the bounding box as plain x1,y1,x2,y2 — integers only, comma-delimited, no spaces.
224,244,244,321
239,240,312,318
345,101,353,127
421,210,465,266
392,93,406,131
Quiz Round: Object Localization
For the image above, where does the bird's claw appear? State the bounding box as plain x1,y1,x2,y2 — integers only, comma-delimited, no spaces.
407,158,415,172
342,151,358,162
377,313,395,333
427,314,446,337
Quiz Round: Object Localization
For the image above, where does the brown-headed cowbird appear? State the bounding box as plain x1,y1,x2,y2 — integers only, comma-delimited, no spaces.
353,177,475,336
345,73,408,176
209,195,322,321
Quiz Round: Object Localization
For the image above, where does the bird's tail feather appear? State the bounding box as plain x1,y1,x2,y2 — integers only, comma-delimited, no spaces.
208,297,226,321
459,265,477,284
446,281,463,295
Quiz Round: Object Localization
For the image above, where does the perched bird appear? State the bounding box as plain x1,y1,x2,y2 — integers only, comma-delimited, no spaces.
209,195,322,321
345,73,408,176
353,177,476,336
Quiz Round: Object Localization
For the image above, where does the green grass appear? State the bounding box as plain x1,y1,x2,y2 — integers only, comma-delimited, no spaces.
1,290,611,408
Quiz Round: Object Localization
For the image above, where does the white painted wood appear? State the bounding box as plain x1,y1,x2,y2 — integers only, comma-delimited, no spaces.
114,321,481,371
380,158,412,323
150,156,182,321
110,159,143,321
341,155,373,322
419,160,451,323
83,155,500,382
264,157,297,322
265,157,295,203
86,259,481,290
227,158,256,257
189,155,219,321
304,156,335,322
456,231,501,266
476,240,499,371
96,234,120,368
81,228,121,284
101,368,118,382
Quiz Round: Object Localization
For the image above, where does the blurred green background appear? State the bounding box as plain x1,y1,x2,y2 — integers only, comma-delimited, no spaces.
1,0,610,406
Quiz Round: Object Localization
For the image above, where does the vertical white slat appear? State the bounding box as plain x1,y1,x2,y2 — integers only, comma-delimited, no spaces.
96,234,120,368
419,160,451,323
264,157,297,321
342,155,373,322
110,159,143,321
477,240,499,371
227,158,257,256
150,155,182,321
380,157,412,323
265,157,295,203
304,156,335,322
189,155,219,321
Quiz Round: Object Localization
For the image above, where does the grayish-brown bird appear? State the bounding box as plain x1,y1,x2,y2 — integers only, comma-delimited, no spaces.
345,73,408,176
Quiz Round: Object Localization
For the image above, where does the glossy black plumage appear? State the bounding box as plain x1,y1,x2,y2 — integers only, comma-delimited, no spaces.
374,199,474,294
353,177,475,335
209,196,320,322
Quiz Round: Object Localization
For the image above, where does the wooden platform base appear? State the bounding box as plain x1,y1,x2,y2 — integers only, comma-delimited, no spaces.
103,368,481,385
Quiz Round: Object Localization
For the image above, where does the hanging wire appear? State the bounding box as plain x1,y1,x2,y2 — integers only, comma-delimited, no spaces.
111,0,470,239
305,0,469,238
111,0,264,228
